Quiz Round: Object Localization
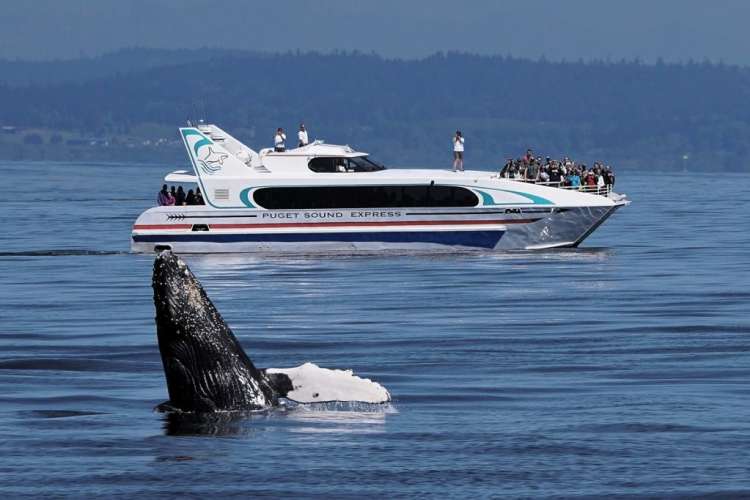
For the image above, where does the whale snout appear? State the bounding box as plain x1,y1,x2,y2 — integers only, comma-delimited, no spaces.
152,251,208,331
153,250,190,301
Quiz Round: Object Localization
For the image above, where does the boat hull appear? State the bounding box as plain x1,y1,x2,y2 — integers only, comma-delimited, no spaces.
131,203,624,254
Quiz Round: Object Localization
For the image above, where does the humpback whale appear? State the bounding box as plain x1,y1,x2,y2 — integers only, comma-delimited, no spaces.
152,251,390,413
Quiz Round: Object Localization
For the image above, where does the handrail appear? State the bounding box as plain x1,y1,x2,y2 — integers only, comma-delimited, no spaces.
534,181,611,195
501,178,613,196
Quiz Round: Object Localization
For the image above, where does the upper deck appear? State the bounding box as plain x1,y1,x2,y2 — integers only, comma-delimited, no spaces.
169,123,626,210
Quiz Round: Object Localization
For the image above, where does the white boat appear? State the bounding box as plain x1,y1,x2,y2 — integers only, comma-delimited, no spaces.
131,124,629,253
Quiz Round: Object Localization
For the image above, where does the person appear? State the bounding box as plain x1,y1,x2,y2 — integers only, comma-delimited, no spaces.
567,170,581,188
518,159,528,180
585,171,597,188
170,185,177,200
499,158,513,178
512,163,522,179
452,130,464,172
605,166,615,188
157,184,175,206
596,169,606,193
175,186,186,206
195,186,205,205
274,128,286,152
539,165,550,183
297,123,309,147
185,189,196,206
548,162,562,187
526,158,539,182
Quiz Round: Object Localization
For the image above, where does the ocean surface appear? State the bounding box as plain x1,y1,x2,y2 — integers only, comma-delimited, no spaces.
1,162,748,498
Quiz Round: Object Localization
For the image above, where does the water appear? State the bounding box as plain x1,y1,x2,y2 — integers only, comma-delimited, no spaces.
1,162,748,498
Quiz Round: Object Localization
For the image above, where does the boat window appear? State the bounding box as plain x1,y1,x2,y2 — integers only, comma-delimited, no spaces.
308,156,386,173
253,185,478,209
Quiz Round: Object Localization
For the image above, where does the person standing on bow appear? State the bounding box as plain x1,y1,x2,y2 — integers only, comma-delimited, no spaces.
274,127,286,152
297,123,309,147
452,130,464,172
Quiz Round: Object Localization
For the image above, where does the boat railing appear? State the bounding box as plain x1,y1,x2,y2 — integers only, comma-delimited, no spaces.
517,180,612,197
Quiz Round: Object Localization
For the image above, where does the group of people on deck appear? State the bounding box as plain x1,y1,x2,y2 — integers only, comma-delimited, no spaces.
157,184,205,206
499,149,615,190
274,123,309,152
452,133,616,190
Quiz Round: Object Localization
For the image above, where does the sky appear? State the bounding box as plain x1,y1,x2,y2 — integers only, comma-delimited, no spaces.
2,0,749,65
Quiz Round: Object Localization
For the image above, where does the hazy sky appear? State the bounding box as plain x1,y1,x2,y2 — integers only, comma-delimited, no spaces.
3,0,749,64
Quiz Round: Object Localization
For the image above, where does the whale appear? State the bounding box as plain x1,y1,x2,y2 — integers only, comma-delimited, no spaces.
152,250,390,413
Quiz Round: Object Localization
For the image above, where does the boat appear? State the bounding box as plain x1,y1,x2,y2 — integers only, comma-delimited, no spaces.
131,123,629,253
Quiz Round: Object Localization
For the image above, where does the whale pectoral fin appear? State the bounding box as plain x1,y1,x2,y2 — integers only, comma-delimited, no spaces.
265,363,391,404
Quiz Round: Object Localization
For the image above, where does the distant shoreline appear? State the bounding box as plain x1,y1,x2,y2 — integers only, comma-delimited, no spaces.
2,49,749,173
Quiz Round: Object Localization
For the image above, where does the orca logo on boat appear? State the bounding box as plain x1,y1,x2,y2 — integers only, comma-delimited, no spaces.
197,146,228,175
182,129,227,176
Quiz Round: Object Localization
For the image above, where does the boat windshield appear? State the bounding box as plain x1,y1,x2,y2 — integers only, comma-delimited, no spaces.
309,156,387,173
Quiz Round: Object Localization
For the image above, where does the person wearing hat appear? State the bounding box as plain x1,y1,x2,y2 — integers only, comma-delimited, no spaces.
297,123,309,147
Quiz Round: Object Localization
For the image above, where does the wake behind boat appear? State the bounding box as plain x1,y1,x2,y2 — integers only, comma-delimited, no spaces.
131,124,629,253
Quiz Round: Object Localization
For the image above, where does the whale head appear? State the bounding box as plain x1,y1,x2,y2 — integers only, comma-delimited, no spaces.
152,251,279,412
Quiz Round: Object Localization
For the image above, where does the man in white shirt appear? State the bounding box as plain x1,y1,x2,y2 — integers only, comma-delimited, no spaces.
297,123,309,147
274,128,286,152
452,130,465,172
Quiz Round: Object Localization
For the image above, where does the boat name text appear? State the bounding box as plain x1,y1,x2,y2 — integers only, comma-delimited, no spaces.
261,211,403,219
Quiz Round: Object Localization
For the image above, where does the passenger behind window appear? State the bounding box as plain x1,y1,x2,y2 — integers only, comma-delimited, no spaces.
185,189,196,205
157,184,175,206
175,186,186,206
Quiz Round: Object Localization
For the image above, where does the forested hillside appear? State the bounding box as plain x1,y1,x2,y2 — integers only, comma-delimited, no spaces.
1,49,749,170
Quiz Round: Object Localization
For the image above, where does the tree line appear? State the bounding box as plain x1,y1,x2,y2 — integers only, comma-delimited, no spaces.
1,49,749,170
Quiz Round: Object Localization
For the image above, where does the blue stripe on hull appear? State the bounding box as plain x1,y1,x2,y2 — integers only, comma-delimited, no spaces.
133,230,504,249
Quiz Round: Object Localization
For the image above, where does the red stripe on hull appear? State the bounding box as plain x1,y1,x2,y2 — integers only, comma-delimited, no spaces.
133,224,192,230
133,218,541,231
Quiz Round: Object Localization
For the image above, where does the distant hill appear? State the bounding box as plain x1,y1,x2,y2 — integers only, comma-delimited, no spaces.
1,49,748,170
0,48,249,86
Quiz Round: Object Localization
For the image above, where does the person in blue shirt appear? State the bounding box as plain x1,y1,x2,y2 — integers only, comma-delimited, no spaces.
567,171,581,188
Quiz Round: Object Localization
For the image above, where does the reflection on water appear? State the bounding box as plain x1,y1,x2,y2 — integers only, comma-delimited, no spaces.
162,411,269,437
162,402,392,437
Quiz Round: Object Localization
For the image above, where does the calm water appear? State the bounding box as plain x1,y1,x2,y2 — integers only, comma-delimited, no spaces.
1,162,748,498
